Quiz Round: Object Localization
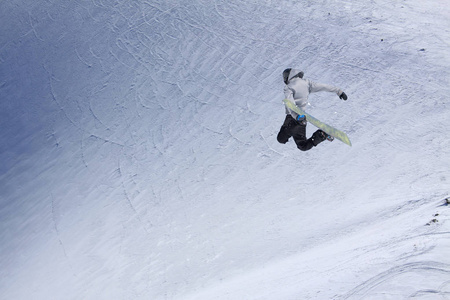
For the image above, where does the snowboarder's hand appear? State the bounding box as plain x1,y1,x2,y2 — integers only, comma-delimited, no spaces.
296,114,307,125
339,92,348,100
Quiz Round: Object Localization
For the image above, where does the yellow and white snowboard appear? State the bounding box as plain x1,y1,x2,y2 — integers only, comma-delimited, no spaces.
283,99,352,146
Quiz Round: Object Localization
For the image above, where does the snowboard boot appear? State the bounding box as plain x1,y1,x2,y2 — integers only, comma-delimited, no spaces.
311,130,333,146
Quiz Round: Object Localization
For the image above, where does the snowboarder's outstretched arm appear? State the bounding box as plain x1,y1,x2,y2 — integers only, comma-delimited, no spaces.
308,81,347,100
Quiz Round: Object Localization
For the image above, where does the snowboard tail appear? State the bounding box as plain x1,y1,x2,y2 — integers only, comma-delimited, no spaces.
283,99,352,146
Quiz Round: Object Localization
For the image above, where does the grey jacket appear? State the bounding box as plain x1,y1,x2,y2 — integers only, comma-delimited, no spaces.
284,69,343,117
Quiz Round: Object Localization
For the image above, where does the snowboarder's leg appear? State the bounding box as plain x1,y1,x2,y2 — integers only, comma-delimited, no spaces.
278,115,331,151
277,115,296,144
294,129,329,151
291,122,315,151
277,126,290,144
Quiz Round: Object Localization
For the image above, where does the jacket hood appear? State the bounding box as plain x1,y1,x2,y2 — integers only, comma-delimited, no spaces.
283,68,304,84
288,69,304,81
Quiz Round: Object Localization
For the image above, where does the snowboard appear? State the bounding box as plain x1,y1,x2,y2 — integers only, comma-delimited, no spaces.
283,99,352,146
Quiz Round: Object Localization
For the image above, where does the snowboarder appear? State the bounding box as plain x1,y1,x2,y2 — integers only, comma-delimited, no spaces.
277,68,348,151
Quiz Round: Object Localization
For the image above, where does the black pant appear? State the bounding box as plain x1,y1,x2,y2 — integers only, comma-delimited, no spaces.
277,115,323,151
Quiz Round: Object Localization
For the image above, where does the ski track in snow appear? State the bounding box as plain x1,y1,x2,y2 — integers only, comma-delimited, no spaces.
0,0,449,299
341,261,450,299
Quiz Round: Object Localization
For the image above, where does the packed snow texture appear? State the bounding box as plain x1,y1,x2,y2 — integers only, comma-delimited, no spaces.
1,0,449,299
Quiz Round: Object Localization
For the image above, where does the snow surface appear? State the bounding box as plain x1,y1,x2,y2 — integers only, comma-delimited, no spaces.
1,0,450,299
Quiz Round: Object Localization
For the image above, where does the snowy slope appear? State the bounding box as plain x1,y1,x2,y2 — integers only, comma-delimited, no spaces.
1,0,449,299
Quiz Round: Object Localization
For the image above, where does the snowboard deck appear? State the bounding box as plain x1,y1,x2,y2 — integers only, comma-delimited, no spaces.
283,99,352,146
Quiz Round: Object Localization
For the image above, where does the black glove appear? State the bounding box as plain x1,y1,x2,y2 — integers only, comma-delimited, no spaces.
339,92,348,100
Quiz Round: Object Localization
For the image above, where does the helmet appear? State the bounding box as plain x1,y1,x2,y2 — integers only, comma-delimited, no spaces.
282,68,292,84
